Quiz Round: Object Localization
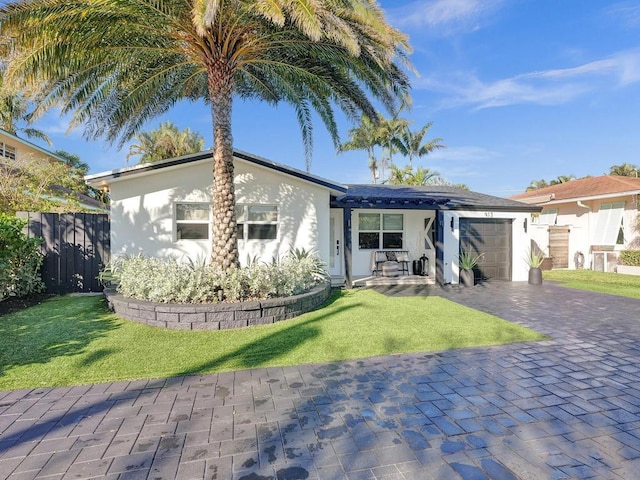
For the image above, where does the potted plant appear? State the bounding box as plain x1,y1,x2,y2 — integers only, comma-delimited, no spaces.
459,251,483,287
525,248,545,285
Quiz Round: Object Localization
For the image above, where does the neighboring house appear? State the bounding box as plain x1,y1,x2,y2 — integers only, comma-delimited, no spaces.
510,175,640,272
0,129,106,211
86,150,539,286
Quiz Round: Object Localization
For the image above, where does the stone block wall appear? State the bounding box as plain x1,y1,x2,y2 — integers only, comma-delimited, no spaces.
104,283,332,330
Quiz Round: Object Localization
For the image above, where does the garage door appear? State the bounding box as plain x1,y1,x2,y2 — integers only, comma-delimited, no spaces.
459,218,512,281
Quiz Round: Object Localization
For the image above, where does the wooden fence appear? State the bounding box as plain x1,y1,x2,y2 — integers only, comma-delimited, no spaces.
18,212,110,294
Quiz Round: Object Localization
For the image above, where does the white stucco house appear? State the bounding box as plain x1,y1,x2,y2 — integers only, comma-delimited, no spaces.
86,150,540,286
510,175,640,272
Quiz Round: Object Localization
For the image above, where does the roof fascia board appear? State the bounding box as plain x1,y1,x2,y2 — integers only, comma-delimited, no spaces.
85,149,347,195
331,201,541,213
0,129,66,162
536,190,640,205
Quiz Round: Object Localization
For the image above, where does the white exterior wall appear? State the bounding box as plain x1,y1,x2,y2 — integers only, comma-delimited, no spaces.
349,209,437,278
529,195,639,270
108,158,331,267
442,210,532,284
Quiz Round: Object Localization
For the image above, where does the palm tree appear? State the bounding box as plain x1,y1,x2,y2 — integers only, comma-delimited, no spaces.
395,121,445,169
386,164,410,185
127,121,205,164
609,163,639,177
1,0,410,271
339,115,381,184
526,179,549,191
0,75,51,145
550,174,575,186
411,166,442,186
386,165,441,186
376,114,408,181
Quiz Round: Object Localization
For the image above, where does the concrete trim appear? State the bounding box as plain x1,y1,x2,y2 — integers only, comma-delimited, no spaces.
104,283,332,330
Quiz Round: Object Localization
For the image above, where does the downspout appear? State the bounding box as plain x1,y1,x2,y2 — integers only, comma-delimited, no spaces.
577,201,592,268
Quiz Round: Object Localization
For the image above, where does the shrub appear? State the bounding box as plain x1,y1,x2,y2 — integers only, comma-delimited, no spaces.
620,250,640,267
105,250,328,304
0,214,45,299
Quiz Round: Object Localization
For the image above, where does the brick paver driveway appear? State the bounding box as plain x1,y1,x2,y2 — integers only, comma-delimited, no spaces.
1,282,640,479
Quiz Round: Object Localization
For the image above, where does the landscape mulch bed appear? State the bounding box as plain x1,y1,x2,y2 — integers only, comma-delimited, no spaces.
0,294,55,317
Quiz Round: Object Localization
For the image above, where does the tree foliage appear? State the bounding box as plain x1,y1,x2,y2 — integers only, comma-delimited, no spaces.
1,0,411,271
526,175,576,191
0,213,44,299
127,121,205,164
385,164,468,189
393,121,445,169
0,153,85,213
609,163,639,177
0,74,51,145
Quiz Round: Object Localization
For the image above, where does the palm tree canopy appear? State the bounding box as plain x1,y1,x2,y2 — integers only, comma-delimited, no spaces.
0,74,52,144
0,0,410,163
609,163,639,177
386,165,441,186
1,0,411,271
127,121,205,164
394,121,445,167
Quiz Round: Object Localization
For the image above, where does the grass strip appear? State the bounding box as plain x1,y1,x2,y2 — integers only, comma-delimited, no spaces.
544,269,640,300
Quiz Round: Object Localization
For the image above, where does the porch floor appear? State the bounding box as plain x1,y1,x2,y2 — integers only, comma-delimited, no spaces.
352,274,436,287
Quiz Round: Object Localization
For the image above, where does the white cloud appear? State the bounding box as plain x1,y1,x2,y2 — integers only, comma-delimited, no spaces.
605,2,640,28
416,49,640,109
388,0,503,34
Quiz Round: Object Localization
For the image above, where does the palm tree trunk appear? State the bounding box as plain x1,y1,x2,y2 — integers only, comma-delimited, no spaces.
209,76,239,271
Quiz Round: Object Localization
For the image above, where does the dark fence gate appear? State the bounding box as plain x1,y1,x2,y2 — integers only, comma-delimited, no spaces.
18,212,110,294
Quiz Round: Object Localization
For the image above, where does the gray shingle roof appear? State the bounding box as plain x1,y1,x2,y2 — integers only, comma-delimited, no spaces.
335,185,540,211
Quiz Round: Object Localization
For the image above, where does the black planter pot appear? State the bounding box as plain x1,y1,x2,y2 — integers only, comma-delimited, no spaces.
528,267,543,285
460,269,474,287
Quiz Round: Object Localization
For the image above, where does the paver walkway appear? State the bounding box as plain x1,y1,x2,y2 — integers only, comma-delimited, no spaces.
1,282,640,479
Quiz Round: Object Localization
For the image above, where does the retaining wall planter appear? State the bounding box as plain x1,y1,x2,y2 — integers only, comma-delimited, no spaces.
104,283,332,330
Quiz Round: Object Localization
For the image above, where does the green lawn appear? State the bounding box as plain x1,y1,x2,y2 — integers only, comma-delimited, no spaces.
544,269,640,300
0,289,545,390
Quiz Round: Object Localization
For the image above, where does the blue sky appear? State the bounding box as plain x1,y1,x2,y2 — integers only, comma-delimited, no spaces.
23,0,640,197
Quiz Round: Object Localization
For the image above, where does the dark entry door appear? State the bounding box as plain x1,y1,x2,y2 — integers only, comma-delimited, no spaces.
459,218,512,281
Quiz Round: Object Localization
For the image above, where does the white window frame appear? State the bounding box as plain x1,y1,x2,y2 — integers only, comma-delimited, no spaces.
236,204,279,241
538,208,558,225
594,201,625,246
0,142,16,160
175,202,211,241
358,212,404,250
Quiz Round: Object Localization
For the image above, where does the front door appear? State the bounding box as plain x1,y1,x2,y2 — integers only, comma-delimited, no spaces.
329,210,343,276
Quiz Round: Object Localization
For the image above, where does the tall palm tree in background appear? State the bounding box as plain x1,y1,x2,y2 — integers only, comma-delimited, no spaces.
127,121,205,164
1,0,410,271
376,114,408,182
395,121,445,169
339,115,381,184
0,75,51,145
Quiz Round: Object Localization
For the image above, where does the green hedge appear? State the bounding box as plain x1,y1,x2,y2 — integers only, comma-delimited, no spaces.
620,250,640,267
0,214,45,299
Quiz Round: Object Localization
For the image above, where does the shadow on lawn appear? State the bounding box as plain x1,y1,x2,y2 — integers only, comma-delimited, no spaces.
180,292,358,374
0,296,119,380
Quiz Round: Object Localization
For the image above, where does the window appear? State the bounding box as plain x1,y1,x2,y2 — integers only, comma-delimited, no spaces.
358,212,403,249
594,202,625,245
538,208,558,225
0,142,16,160
176,203,210,240
236,205,278,240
